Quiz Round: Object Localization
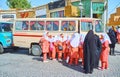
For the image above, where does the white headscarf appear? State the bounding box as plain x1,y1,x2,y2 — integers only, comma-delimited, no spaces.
57,35,62,42
70,33,80,48
117,28,120,33
79,34,86,44
49,35,59,43
49,37,54,43
63,35,67,42
43,31,49,41
57,34,67,42
101,33,111,44
66,35,71,43
53,35,58,42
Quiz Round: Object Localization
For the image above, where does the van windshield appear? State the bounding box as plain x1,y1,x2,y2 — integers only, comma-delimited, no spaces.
0,23,13,32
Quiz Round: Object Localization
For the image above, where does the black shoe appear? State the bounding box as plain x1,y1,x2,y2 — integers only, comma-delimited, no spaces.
89,70,93,74
113,54,116,56
84,71,89,74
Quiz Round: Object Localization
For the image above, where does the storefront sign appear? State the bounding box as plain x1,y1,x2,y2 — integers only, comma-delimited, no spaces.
92,2,104,14
36,9,46,18
2,14,16,19
17,11,35,18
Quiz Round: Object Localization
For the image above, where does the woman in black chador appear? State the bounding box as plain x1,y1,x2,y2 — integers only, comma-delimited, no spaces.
83,30,96,74
107,28,117,56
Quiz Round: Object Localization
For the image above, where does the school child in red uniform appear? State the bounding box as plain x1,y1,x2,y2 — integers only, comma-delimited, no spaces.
64,36,71,60
68,33,80,65
99,33,111,70
49,36,57,60
40,32,50,62
56,34,63,61
117,28,120,43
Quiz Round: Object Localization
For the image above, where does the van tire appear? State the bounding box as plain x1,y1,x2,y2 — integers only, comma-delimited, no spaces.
31,45,42,56
0,44,4,54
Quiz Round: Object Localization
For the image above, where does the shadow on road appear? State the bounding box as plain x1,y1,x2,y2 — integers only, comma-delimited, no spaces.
4,48,29,55
115,50,120,55
32,56,43,62
58,60,84,73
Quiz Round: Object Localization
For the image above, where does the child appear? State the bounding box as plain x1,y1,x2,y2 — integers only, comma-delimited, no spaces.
40,32,50,62
68,33,80,65
64,35,71,60
49,35,57,60
99,33,111,70
56,34,63,61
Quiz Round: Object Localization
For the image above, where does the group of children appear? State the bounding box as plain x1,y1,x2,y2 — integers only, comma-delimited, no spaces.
39,31,113,72
39,32,85,65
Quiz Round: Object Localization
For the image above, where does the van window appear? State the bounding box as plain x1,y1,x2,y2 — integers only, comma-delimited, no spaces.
15,21,28,30
46,21,59,31
81,22,93,32
61,21,76,31
0,23,12,32
95,20,104,32
30,21,45,30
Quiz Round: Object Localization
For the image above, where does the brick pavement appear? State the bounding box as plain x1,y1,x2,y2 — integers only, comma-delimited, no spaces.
0,44,120,77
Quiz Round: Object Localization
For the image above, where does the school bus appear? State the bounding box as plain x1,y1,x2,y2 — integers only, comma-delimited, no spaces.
12,18,105,56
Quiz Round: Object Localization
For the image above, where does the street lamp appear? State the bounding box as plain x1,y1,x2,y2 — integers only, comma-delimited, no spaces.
79,0,83,18
50,0,54,18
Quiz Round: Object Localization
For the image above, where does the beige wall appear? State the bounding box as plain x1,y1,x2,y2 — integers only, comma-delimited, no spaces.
91,0,105,2
71,0,79,2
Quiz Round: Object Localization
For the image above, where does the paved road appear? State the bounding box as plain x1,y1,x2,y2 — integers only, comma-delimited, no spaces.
0,44,120,77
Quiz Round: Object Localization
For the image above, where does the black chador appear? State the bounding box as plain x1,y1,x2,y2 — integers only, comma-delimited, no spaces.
83,30,96,74
94,34,102,68
108,28,117,55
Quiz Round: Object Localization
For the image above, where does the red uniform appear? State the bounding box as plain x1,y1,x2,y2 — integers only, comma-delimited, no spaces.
40,37,50,62
63,40,70,60
68,33,80,65
117,32,120,44
50,42,56,60
100,40,110,69
56,40,63,60
62,41,67,60
69,46,79,65
78,42,84,65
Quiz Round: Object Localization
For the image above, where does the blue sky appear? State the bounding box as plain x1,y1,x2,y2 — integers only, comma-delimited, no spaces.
0,0,120,18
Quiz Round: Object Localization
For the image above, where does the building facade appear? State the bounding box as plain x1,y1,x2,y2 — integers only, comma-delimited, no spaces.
0,0,107,25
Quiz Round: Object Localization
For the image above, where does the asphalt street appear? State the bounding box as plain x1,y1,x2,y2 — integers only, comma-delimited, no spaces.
0,44,120,77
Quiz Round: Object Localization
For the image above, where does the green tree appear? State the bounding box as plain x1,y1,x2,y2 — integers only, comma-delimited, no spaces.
7,0,31,9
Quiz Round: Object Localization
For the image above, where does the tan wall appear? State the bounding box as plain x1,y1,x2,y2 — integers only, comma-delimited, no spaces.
71,0,79,2
91,0,105,2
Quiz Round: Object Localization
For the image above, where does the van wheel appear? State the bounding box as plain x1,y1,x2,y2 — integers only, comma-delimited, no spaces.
0,44,4,54
31,45,42,56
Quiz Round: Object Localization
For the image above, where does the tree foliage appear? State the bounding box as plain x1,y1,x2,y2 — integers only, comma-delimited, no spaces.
6,0,31,9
